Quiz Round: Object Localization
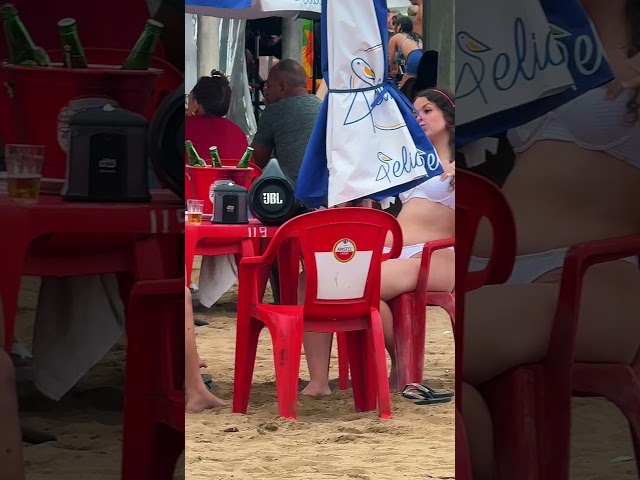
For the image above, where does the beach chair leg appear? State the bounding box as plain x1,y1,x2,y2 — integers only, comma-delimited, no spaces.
345,330,375,413
369,310,392,419
270,318,304,420
337,333,350,390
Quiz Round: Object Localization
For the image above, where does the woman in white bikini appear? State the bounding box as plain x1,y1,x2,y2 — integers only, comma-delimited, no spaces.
462,1,640,478
300,89,455,397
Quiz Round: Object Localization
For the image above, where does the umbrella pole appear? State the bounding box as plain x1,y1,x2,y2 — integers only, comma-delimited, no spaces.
311,20,318,94
254,33,261,123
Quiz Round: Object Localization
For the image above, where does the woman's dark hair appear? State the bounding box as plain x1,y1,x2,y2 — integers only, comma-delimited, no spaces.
625,0,640,123
414,88,455,187
190,70,232,116
395,16,421,44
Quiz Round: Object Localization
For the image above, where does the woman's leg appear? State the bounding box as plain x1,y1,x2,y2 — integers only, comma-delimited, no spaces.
298,271,333,397
380,249,455,302
379,300,399,389
0,350,24,480
185,286,224,412
462,261,640,476
462,382,495,480
380,249,455,389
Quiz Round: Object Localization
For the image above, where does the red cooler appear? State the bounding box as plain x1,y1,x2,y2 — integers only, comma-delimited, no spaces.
1,62,162,179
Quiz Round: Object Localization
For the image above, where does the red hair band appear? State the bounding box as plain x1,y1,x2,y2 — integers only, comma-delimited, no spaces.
432,89,455,108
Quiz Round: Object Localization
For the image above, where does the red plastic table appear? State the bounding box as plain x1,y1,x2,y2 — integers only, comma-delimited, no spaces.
185,217,280,288
0,190,184,351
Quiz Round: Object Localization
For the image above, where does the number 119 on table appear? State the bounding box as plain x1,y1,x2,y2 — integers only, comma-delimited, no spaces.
247,226,268,238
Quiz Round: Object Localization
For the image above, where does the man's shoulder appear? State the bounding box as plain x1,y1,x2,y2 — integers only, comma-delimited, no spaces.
276,94,321,111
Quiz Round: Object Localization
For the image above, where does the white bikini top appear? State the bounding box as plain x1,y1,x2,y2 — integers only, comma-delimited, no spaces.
507,86,640,166
399,174,455,209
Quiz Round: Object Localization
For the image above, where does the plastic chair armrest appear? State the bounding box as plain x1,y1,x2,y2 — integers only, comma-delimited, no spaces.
547,234,640,366
415,238,455,297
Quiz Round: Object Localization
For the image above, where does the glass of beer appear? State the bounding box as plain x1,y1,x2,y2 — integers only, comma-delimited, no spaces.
186,199,204,225
5,144,45,205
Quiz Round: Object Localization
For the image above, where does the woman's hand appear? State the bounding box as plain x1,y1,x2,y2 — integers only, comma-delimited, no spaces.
440,161,455,181
606,51,640,98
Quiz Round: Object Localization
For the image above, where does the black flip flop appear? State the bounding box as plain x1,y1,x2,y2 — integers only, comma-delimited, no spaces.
402,383,454,405
202,373,219,390
415,396,453,405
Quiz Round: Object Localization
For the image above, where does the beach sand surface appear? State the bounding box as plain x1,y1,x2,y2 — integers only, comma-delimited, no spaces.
186,284,455,480
10,272,639,479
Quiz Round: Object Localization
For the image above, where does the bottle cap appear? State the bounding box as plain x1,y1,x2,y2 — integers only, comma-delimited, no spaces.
0,3,17,18
57,18,77,29
146,19,164,31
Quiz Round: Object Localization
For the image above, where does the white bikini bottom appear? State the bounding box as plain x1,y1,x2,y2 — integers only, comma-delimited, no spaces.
469,247,639,285
384,243,455,260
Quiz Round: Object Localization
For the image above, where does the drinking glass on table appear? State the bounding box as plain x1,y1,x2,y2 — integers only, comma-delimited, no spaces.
5,144,45,205
187,199,204,225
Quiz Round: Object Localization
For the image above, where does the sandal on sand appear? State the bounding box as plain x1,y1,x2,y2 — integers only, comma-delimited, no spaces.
202,374,219,391
402,383,453,405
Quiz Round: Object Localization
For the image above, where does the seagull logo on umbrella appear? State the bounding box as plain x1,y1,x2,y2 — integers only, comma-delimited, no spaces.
343,53,403,132
456,31,492,103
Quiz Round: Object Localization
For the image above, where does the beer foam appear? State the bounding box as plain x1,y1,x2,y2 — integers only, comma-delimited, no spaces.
7,173,42,179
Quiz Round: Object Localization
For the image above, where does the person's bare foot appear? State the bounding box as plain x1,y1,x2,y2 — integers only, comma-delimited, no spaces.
186,389,225,413
300,381,332,397
198,358,207,368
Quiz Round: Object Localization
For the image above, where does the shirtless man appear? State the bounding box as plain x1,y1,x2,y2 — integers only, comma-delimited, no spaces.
409,0,423,38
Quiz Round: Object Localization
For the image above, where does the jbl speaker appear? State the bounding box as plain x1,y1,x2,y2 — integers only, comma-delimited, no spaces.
148,83,184,199
248,158,299,226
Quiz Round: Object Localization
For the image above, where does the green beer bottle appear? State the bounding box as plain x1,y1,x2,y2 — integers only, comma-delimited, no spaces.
58,18,88,68
209,146,223,168
1,3,51,66
236,147,254,168
185,141,207,167
121,19,163,70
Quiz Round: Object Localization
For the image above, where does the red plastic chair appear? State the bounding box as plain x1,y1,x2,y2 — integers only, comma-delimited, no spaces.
121,279,184,480
460,169,579,480
457,408,474,480
336,237,455,391
232,207,403,420
455,169,519,479
569,237,640,477
458,170,640,480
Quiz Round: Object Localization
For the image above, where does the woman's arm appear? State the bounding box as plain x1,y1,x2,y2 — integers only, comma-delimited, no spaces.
388,34,399,64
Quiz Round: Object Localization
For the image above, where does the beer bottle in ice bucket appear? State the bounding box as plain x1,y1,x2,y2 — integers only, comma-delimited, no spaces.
236,147,254,168
58,18,88,68
209,146,223,168
1,3,51,66
121,19,163,70
185,141,207,167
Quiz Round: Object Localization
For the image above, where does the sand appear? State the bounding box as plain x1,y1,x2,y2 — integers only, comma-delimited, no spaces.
10,271,638,479
186,284,456,480
14,277,185,480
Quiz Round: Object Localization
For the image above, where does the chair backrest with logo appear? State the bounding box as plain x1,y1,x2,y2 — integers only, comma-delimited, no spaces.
255,207,403,320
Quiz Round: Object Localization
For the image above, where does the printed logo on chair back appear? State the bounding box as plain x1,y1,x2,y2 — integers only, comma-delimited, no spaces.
314,237,372,301
333,238,356,263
